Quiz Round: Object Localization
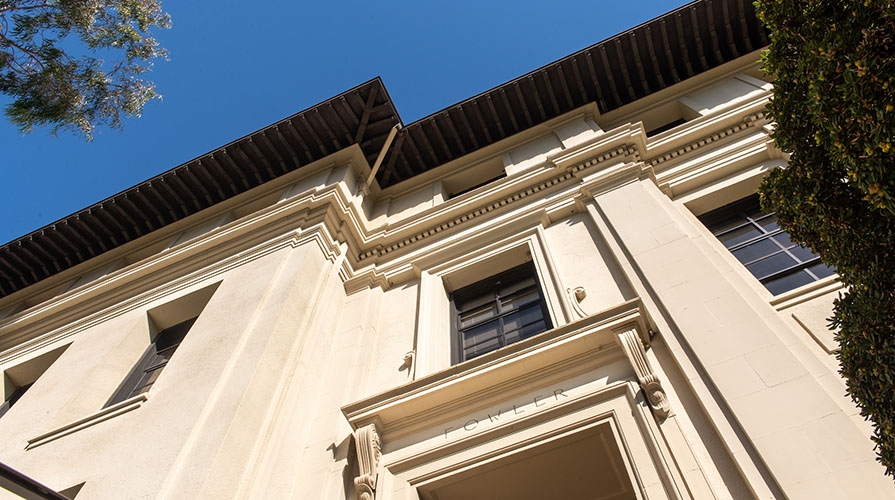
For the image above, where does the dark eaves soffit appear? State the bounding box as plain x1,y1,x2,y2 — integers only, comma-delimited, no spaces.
0,78,401,298
374,0,769,188
0,0,768,299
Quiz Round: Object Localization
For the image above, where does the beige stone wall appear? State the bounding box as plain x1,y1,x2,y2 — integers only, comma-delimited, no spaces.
1,53,892,500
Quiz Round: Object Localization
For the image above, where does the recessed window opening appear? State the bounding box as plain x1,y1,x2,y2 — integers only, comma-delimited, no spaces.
107,318,195,404
451,262,552,362
0,383,33,419
443,157,507,199
0,344,69,419
699,194,836,294
619,99,697,138
646,117,687,137
106,282,219,406
448,173,507,199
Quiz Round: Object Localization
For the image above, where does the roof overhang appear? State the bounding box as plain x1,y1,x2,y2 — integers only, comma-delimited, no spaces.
0,0,769,299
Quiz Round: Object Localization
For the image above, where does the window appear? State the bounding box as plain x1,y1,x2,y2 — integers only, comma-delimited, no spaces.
106,317,195,405
0,383,33,419
646,117,687,137
699,194,835,295
1,344,69,420
451,262,552,363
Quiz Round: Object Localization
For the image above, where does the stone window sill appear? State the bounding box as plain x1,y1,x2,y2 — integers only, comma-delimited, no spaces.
26,394,147,450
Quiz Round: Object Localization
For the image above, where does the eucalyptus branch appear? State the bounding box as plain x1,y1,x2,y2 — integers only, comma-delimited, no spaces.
0,0,170,138
0,32,45,69
0,3,55,13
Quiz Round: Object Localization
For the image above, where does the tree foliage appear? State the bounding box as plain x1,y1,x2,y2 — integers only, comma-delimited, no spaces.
0,0,170,139
755,0,895,477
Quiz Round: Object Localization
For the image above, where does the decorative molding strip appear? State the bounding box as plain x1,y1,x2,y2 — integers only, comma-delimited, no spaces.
357,173,575,262
353,423,381,500
355,108,772,268
771,275,843,311
386,384,632,477
356,144,642,264
647,112,766,168
614,328,670,420
342,300,644,439
0,225,341,366
26,394,148,450
557,143,641,173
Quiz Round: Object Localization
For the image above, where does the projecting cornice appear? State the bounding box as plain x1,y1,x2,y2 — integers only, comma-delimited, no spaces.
0,0,769,300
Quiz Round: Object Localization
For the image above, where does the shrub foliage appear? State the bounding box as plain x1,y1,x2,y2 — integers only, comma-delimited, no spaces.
755,0,895,477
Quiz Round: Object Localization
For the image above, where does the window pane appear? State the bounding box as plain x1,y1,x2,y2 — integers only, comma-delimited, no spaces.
747,252,799,280
455,292,496,312
807,261,837,280
498,276,536,296
504,319,549,345
716,223,763,248
700,195,837,295
130,381,154,397
769,232,798,251
707,215,747,235
459,303,498,329
451,262,552,363
107,316,198,407
500,287,540,312
755,214,779,232
502,304,544,332
465,337,501,360
155,318,194,351
0,383,33,419
764,270,815,295
463,319,501,348
518,320,548,341
789,245,819,263
731,238,779,264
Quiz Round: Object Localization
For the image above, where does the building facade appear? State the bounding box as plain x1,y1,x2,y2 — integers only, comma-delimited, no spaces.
1,1,893,498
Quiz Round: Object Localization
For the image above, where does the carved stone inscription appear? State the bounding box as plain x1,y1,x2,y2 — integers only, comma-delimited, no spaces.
443,387,569,439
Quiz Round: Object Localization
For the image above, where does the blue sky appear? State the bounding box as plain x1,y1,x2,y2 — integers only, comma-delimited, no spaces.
1,0,690,244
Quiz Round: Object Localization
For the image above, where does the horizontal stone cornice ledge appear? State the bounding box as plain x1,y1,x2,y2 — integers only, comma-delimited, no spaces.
344,155,663,291
647,112,768,171
344,211,554,292
655,131,774,198
341,299,645,441
353,130,674,268
771,275,843,311
549,95,769,180
356,169,581,263
548,125,644,171
644,94,770,158
387,383,633,476
577,161,654,200
0,221,342,363
0,170,389,340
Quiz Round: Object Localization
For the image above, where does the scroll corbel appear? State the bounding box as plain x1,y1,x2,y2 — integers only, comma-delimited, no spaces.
567,286,588,319
353,423,381,500
615,328,671,420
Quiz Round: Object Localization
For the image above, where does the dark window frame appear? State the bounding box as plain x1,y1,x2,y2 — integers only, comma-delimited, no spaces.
450,262,552,364
0,382,33,419
106,317,196,406
699,194,835,295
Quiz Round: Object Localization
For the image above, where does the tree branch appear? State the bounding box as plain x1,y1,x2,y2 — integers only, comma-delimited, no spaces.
0,32,45,70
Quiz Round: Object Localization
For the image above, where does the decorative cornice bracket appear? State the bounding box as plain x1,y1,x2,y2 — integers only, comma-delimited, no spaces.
614,328,671,420
353,423,382,500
